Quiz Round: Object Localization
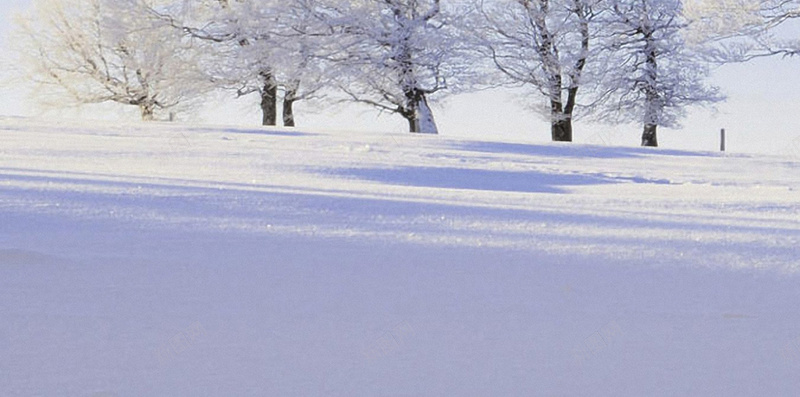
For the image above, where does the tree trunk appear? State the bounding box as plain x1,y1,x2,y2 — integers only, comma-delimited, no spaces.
413,94,438,134
555,0,587,144
641,30,659,147
642,124,658,147
283,81,299,127
550,99,572,142
558,91,576,143
283,97,295,127
405,113,417,133
260,70,278,126
140,103,155,121
551,117,573,142
402,92,438,134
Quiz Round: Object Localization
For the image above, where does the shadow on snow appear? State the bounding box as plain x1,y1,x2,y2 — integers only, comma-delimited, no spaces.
331,166,614,194
449,141,713,160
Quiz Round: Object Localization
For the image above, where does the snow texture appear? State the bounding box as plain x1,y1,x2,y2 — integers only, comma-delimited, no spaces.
1,118,800,396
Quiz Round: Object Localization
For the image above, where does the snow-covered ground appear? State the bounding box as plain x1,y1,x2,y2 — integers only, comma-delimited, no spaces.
1,117,799,396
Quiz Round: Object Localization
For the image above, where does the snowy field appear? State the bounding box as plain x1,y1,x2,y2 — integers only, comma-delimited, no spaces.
1,117,800,396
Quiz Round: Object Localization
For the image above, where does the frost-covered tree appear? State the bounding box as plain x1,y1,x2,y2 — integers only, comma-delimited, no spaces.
470,0,596,141
14,0,210,120
683,0,800,60
597,0,724,146
154,0,326,126
313,0,464,134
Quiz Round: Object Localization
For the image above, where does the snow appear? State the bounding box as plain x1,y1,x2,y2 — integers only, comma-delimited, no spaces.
1,117,799,396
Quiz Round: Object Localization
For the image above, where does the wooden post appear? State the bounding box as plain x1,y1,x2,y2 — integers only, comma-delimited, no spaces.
720,128,726,152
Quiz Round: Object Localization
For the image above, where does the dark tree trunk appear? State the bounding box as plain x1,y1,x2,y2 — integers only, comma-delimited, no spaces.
400,105,419,134
550,99,573,142
261,90,277,126
282,82,299,127
260,70,278,126
553,0,587,144
642,124,658,147
557,90,577,143
405,113,418,133
283,98,295,127
403,91,420,133
551,118,573,142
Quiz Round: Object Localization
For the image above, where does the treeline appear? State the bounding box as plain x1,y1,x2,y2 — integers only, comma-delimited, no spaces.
13,0,799,146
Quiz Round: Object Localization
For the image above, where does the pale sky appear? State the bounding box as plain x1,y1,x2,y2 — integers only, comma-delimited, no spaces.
1,0,800,157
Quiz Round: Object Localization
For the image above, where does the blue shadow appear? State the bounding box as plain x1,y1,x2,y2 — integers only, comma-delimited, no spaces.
186,127,316,137
333,166,616,194
449,141,713,159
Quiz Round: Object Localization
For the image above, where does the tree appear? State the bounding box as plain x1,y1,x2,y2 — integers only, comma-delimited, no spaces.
470,0,596,141
153,0,326,126
597,0,724,146
313,0,465,134
14,0,210,120
682,0,800,60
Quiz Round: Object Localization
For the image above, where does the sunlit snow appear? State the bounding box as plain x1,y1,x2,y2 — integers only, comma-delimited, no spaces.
1,118,799,395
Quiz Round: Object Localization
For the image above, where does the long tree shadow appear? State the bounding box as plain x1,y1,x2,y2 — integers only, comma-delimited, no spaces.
1,167,797,261
449,141,714,160
1,167,793,237
185,127,317,137
333,166,616,194
2,166,799,271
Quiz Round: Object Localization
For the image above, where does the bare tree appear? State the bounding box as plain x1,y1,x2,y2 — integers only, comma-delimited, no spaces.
153,0,326,126
470,0,596,141
312,0,466,134
14,0,209,120
683,0,800,60
596,0,724,146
